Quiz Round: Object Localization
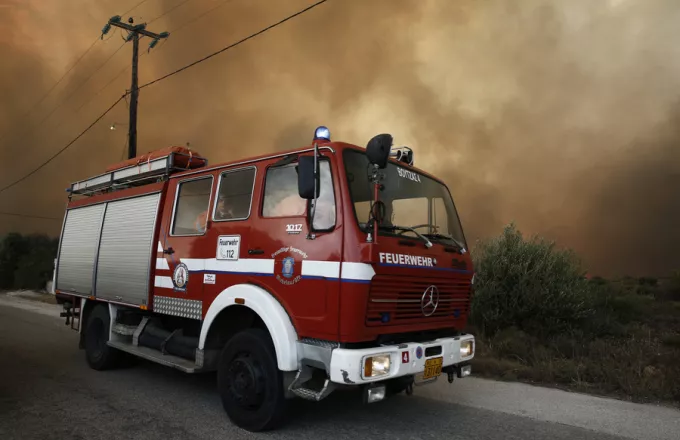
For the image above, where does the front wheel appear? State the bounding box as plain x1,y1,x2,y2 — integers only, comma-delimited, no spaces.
217,329,287,432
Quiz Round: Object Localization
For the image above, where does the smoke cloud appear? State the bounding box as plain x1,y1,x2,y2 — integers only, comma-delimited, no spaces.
1,0,679,276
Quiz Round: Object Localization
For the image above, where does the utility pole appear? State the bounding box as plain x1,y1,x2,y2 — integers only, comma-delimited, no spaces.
101,16,168,159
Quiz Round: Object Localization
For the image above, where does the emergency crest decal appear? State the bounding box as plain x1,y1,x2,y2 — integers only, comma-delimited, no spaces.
272,246,307,285
173,262,189,292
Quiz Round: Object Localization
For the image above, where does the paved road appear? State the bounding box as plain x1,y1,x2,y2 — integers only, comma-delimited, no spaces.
0,297,677,440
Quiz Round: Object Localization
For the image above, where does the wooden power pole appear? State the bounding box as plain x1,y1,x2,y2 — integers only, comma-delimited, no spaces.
101,16,168,159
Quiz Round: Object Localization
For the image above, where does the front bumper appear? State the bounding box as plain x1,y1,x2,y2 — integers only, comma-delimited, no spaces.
329,334,475,385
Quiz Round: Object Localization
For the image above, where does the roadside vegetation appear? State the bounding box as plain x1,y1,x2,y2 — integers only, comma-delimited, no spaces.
0,233,58,291
468,223,680,405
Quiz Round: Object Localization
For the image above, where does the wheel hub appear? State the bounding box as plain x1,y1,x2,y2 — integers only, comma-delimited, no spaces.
226,354,265,408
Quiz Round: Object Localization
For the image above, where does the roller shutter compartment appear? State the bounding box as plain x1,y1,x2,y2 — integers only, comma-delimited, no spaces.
96,193,161,305
56,204,106,295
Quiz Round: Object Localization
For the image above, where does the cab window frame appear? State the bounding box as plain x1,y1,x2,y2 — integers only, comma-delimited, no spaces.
169,175,215,237
308,157,337,232
211,165,257,223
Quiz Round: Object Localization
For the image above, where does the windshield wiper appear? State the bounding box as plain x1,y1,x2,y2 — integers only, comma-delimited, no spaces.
399,223,467,252
422,233,466,253
378,225,433,248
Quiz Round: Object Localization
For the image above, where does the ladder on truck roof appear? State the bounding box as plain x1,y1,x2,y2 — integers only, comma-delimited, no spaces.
68,150,208,196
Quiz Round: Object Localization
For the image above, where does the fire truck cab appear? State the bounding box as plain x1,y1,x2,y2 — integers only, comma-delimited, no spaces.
54,127,475,432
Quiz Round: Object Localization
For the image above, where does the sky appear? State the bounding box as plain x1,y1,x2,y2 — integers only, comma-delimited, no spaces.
0,0,679,277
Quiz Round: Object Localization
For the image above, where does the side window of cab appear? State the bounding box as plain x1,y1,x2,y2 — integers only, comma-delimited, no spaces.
171,177,214,235
262,164,306,218
212,167,256,222
262,160,336,230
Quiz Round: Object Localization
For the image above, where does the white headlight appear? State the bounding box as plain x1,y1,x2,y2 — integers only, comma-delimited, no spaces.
460,340,474,358
363,354,391,378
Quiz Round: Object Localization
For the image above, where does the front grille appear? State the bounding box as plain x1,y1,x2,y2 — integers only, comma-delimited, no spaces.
366,275,471,326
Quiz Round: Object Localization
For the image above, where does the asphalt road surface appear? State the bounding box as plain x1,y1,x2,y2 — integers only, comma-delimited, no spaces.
1,296,678,440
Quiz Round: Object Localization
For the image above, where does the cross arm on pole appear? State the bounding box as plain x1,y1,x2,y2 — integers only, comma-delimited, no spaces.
103,15,170,40
109,21,167,40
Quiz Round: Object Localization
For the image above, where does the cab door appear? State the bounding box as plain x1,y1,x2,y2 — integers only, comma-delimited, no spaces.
153,173,215,320
249,153,342,341
201,165,257,306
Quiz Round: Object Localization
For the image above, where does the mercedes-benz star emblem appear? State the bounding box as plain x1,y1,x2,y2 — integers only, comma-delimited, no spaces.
421,285,440,317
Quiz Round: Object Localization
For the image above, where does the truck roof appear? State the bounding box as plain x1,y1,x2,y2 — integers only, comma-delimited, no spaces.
67,140,444,199
167,141,444,185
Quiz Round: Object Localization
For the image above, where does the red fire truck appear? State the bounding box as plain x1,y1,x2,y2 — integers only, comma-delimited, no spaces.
54,127,475,431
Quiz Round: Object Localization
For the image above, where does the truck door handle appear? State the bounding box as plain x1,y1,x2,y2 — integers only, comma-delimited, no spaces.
248,249,264,255
163,247,175,255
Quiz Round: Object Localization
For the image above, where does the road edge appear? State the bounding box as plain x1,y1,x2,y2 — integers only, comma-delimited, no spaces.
420,374,680,440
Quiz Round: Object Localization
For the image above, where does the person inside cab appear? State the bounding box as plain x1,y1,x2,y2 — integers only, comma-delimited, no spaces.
194,197,237,233
215,197,236,220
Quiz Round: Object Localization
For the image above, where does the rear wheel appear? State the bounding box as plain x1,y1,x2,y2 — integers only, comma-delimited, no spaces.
84,304,121,370
217,329,287,432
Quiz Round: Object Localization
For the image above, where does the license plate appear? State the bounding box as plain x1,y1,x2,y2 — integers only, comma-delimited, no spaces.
423,357,443,380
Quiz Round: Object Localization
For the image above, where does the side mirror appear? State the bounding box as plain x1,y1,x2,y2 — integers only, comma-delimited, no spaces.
366,133,393,169
297,156,319,199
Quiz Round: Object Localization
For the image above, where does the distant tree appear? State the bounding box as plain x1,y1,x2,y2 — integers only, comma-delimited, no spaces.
0,233,30,289
13,235,59,290
0,233,58,290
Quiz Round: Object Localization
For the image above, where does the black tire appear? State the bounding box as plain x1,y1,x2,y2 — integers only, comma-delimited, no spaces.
84,304,121,370
217,329,287,432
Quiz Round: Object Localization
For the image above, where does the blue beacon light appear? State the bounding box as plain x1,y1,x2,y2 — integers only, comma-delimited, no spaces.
313,126,331,141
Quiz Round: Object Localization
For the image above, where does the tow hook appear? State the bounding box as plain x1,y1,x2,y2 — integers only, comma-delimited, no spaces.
60,302,73,326
442,365,456,384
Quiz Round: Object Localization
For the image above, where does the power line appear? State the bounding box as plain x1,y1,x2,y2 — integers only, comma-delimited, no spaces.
147,0,234,58
3,38,100,134
0,43,126,154
0,95,126,195
138,0,329,91
74,64,130,114
0,0,329,197
120,136,130,161
167,0,234,35
148,0,193,25
121,0,152,18
0,212,61,221
37,44,126,129
0,0,149,144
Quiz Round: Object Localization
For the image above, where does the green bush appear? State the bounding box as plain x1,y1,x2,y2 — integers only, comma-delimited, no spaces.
469,224,680,404
0,233,58,291
470,223,593,337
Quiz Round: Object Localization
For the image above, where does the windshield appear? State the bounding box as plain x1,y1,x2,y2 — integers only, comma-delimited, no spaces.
343,149,466,247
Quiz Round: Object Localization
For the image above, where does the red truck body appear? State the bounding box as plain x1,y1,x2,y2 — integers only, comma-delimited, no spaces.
55,131,475,432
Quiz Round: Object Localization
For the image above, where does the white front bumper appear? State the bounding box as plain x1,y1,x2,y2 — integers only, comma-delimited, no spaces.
329,335,475,385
